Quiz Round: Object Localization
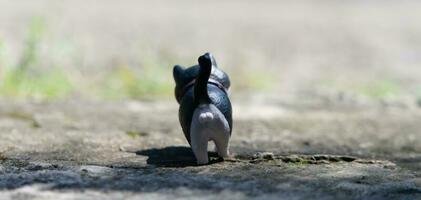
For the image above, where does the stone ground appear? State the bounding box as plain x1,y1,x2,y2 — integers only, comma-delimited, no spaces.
0,96,420,200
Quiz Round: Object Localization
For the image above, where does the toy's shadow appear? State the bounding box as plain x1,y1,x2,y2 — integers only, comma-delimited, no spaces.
136,146,222,167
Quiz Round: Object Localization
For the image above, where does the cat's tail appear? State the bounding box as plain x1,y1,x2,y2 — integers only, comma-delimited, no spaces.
194,53,212,105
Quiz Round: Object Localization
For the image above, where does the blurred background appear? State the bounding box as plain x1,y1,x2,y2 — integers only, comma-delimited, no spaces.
0,0,421,105
1,2,421,198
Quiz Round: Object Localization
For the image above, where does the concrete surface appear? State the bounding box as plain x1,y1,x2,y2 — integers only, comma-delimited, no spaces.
0,96,420,199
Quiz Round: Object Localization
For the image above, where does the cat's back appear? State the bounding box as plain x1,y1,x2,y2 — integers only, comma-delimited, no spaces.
179,84,232,143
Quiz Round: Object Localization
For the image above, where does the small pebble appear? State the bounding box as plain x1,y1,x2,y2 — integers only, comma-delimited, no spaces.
318,160,330,164
253,152,275,160
282,155,302,163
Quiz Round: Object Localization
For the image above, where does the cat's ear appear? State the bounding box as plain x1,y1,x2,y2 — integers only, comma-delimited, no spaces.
173,65,185,83
208,53,218,68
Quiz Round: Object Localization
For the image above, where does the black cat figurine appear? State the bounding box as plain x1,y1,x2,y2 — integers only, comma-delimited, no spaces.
173,53,233,164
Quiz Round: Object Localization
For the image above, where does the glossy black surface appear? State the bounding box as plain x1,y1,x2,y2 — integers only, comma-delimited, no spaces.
179,84,232,144
173,59,231,103
173,53,233,144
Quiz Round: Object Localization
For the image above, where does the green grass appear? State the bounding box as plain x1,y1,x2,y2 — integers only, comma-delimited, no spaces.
16,16,46,73
0,68,73,99
230,68,276,92
0,16,276,100
100,50,174,100
352,80,401,99
126,130,149,138
321,79,402,100
1,16,403,101
0,17,74,99
0,17,177,100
